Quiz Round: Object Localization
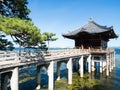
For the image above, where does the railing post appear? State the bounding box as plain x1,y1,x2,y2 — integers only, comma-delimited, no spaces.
4,52,7,61
15,52,19,62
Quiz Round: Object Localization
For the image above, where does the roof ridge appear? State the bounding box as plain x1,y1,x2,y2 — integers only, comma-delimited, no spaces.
62,19,118,39
90,20,111,30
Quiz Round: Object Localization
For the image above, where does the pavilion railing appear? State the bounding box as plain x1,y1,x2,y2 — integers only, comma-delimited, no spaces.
0,48,114,67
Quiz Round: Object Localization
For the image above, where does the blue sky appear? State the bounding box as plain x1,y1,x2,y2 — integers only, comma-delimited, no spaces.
27,0,120,48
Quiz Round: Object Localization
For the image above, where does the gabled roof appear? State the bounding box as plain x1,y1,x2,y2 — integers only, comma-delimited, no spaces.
62,19,118,39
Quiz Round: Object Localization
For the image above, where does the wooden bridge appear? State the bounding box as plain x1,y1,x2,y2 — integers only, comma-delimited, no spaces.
0,48,115,90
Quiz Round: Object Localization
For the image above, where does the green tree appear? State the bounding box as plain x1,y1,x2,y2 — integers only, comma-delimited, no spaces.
0,0,30,50
0,32,14,51
0,0,30,19
43,32,58,49
0,15,15,51
69,73,100,90
0,15,43,53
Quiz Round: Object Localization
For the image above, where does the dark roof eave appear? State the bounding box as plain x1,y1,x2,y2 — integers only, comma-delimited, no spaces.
62,20,118,40
62,34,75,39
63,29,118,39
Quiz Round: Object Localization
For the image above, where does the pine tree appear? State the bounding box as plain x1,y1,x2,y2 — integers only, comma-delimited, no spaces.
42,32,58,49
0,15,43,48
0,0,30,19
0,0,30,50
0,32,14,51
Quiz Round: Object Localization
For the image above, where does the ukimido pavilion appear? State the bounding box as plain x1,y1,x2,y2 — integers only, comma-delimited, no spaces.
63,18,118,76
63,18,118,50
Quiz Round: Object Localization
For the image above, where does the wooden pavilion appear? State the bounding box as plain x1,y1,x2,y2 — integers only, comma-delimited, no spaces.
62,19,118,50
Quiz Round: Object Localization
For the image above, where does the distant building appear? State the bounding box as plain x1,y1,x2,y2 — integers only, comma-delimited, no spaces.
62,19,118,50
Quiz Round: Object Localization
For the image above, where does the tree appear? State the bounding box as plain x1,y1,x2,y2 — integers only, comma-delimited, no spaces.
38,41,48,51
0,0,30,51
42,32,58,50
69,73,100,90
0,15,15,51
0,32,14,51
0,0,30,19
0,15,43,53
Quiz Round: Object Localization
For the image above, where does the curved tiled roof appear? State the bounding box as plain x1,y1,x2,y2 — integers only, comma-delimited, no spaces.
62,19,118,39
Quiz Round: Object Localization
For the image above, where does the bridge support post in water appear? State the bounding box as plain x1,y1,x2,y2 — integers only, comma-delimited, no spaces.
111,52,115,70
67,58,72,84
103,61,106,71
48,61,54,90
100,60,103,73
113,51,115,68
10,67,19,90
87,55,91,73
106,54,109,76
1,73,9,90
36,66,41,90
109,53,112,72
91,58,95,72
111,53,114,70
57,62,61,81
79,56,84,77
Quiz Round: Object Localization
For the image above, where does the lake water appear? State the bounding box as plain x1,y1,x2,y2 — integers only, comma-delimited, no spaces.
7,48,120,90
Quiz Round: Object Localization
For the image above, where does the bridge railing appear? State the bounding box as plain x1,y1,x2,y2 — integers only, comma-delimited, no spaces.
0,50,45,65
45,49,89,59
0,51,18,60
19,50,45,62
0,51,19,66
0,49,90,65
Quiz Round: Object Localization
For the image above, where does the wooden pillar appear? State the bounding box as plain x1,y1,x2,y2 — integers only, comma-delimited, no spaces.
36,66,41,90
111,52,114,70
67,58,72,84
48,61,54,90
106,54,109,76
100,60,103,73
109,53,112,72
87,55,91,73
103,61,106,71
10,67,19,90
79,56,84,77
113,51,115,67
91,58,95,72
